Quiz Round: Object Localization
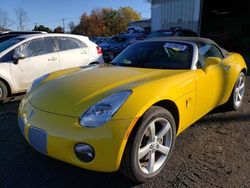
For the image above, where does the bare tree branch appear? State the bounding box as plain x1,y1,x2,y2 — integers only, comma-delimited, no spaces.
15,8,29,31
0,8,12,30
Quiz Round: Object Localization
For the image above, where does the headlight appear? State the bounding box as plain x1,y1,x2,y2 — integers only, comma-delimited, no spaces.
79,90,132,128
27,74,49,93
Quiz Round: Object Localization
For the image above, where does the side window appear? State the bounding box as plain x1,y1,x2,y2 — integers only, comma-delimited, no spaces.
16,38,54,57
50,37,59,51
199,45,224,59
57,37,86,51
0,50,14,62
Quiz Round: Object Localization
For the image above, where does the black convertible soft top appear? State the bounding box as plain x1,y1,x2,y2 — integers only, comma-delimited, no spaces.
145,37,229,57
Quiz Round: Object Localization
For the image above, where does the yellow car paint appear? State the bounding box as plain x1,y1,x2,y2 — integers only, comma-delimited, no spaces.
19,51,247,172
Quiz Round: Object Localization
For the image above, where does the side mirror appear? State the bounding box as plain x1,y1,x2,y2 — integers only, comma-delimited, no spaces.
205,57,221,67
13,52,26,60
13,52,26,64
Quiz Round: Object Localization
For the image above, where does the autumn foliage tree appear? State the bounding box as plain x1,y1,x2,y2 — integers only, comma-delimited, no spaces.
33,25,52,33
54,26,64,33
72,7,141,36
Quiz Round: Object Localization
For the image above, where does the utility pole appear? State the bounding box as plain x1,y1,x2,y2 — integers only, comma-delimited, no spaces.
62,18,65,33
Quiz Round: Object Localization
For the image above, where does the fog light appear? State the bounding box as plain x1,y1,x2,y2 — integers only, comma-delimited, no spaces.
75,144,95,162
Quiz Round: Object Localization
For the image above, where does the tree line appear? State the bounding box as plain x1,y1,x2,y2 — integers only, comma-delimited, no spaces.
0,6,141,36
71,7,141,36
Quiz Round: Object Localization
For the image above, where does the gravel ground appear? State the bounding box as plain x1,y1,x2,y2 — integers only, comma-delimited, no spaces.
0,77,249,188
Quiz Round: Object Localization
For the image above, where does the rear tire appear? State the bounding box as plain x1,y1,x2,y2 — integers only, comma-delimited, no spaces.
120,106,176,182
225,72,246,111
0,81,8,101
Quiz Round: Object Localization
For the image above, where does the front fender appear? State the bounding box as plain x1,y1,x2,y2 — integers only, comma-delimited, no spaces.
221,53,247,104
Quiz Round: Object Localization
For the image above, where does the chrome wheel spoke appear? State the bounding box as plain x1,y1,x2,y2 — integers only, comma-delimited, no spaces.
138,143,151,160
157,122,170,139
148,122,155,141
238,93,243,101
147,151,155,173
157,144,170,155
235,94,238,102
239,83,245,91
238,77,243,86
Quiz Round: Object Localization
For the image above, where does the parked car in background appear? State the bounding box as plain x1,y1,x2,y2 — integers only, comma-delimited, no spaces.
18,37,247,182
127,25,145,33
100,33,146,62
127,19,151,34
0,33,103,100
0,31,47,43
146,28,197,39
93,37,111,45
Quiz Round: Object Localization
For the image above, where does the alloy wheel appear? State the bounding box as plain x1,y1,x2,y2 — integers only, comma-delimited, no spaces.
234,74,245,107
138,118,173,174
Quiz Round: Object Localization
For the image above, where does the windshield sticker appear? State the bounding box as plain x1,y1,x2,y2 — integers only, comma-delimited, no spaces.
122,59,132,64
164,43,187,51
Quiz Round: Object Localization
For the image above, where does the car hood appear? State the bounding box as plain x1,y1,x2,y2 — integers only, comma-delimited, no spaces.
28,65,186,117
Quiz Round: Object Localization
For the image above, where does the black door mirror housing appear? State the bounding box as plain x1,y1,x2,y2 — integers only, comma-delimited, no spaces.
13,52,26,64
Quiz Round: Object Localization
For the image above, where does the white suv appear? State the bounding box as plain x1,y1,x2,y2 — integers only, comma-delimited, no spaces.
0,34,104,100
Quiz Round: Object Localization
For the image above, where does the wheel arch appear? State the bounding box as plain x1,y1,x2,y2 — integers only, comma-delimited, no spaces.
126,99,180,141
153,100,180,133
242,68,247,75
0,77,11,96
118,99,180,171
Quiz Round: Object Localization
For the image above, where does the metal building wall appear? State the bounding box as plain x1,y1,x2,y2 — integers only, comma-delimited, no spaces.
151,0,202,33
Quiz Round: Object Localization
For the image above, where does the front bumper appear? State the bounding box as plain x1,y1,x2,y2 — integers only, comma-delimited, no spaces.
18,98,136,172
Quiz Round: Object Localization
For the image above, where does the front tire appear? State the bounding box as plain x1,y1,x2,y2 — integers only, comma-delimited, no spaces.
120,106,176,182
0,81,8,101
226,72,246,111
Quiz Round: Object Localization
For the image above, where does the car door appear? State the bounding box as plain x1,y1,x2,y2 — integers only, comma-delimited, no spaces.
10,37,60,91
56,37,90,69
195,44,226,119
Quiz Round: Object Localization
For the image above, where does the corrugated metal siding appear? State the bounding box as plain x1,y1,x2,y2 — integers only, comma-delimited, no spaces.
151,0,201,33
152,4,162,31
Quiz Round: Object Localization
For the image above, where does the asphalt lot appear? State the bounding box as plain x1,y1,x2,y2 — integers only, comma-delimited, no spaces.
0,77,249,188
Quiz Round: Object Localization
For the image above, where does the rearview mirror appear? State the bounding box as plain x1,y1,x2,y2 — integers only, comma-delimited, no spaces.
205,57,221,67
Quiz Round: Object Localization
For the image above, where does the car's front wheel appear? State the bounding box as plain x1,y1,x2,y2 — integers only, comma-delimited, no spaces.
121,106,176,182
0,81,8,101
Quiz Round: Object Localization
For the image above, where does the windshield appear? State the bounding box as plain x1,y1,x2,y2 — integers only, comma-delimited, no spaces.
146,31,173,39
0,37,24,53
112,42,193,70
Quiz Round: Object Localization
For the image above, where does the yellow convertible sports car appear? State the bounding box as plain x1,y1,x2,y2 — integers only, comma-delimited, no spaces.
18,37,247,182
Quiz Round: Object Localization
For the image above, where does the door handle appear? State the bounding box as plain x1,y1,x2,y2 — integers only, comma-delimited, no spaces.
48,57,57,61
81,51,87,54
224,65,231,71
